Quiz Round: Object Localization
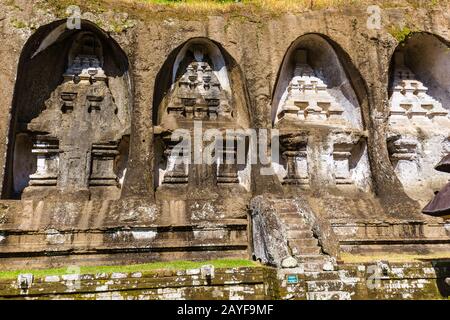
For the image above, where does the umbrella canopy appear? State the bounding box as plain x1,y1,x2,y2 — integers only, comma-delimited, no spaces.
434,154,450,173
422,182,450,217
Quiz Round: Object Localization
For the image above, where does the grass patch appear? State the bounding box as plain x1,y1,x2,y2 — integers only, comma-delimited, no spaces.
136,0,446,11
0,259,260,280
341,252,450,264
39,0,449,19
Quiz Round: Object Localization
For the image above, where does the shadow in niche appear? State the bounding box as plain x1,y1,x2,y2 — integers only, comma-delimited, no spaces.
386,32,450,207
388,32,450,108
2,19,132,200
271,33,371,129
152,37,250,126
349,138,367,170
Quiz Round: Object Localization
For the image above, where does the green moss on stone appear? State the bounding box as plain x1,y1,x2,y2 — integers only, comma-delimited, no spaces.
389,25,413,43
0,259,260,280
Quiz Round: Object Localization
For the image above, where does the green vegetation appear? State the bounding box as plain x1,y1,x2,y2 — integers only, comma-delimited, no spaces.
0,259,259,280
37,0,448,19
341,252,450,263
389,25,413,43
11,18,27,29
136,0,446,13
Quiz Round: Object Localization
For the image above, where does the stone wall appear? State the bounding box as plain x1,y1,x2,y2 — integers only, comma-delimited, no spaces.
0,0,449,275
0,262,448,300
0,267,274,300
1,0,449,204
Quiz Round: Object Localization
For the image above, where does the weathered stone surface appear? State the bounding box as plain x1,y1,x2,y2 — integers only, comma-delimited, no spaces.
0,261,447,300
281,257,298,269
0,0,449,293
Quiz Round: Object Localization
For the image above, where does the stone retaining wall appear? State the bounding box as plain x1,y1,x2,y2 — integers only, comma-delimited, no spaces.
1,262,448,300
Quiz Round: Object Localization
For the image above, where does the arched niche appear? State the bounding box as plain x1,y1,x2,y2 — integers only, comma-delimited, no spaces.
271,34,371,192
153,37,251,193
3,20,132,200
387,32,450,205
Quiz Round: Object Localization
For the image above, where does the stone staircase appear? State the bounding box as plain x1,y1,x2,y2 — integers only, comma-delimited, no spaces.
273,200,326,272
272,199,351,300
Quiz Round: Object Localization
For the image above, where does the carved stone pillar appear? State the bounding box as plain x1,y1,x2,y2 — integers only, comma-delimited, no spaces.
387,137,419,183
28,136,59,187
279,133,308,186
89,142,119,186
217,137,239,184
333,143,353,185
162,138,189,184
60,92,76,114
282,149,308,185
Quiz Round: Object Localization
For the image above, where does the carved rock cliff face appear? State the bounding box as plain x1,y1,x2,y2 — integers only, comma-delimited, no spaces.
2,2,448,211
387,34,450,207
4,22,132,201
0,1,448,268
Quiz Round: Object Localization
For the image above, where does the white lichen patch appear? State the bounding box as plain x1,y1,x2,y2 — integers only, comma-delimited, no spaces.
229,286,245,300
193,229,226,240
186,268,200,276
62,274,80,281
402,293,413,299
111,273,127,279
131,272,142,278
212,289,224,298
44,276,60,283
95,285,109,292
391,267,405,278
120,202,158,223
191,202,223,220
334,226,358,236
45,228,68,245
131,230,157,240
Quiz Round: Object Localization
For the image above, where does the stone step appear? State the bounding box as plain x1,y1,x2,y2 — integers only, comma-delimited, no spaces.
307,280,344,292
278,212,300,218
291,245,321,255
300,262,324,272
287,230,314,239
295,254,327,263
307,291,351,300
280,217,309,226
285,223,311,231
275,206,297,213
289,238,319,248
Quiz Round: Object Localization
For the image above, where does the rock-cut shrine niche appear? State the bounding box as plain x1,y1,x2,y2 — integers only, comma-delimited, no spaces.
271,34,371,192
5,22,131,200
387,33,450,205
154,38,251,194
